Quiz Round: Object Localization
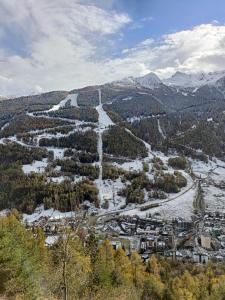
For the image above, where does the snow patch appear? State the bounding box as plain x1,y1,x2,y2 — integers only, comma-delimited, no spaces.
48,93,78,112
22,158,48,174
23,205,75,223
45,235,59,246
157,118,166,139
113,160,143,172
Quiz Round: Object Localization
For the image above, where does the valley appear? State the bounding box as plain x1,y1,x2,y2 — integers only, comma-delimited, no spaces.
3,2,225,298
1,71,225,264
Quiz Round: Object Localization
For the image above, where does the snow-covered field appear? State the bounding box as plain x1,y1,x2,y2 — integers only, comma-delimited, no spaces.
121,186,196,221
95,177,126,211
209,167,225,184
22,158,48,174
48,93,78,112
120,172,195,221
204,185,225,213
23,205,75,223
189,158,225,214
113,160,144,172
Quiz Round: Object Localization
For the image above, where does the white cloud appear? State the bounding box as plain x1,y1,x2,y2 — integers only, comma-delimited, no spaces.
0,0,131,95
0,1,225,96
118,23,225,78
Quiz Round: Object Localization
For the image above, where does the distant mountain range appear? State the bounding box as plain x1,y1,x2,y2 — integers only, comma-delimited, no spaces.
113,70,225,97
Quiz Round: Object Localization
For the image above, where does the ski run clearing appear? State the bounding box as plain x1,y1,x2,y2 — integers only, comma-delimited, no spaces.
96,88,115,205
48,93,79,111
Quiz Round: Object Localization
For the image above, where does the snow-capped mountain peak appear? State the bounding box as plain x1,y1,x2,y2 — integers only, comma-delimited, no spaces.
163,70,225,88
113,76,136,87
163,71,199,87
113,72,162,90
135,72,162,89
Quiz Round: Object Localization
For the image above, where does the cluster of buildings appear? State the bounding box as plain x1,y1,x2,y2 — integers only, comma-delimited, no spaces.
96,212,225,263
24,208,225,264
197,212,225,262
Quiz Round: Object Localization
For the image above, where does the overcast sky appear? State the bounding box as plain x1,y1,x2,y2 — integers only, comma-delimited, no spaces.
1,0,225,96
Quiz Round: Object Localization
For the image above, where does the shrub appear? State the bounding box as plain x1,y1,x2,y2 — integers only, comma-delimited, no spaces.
168,156,187,169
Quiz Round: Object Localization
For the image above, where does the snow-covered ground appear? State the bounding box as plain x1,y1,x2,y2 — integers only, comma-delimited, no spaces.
190,158,214,179
96,90,114,131
45,235,59,246
126,114,165,123
47,176,67,183
157,118,166,139
23,205,75,223
113,160,144,172
122,186,196,221
122,96,133,101
48,93,78,112
120,172,195,221
210,167,225,184
0,122,9,131
0,209,10,216
190,157,225,180
163,70,225,88
96,88,115,205
189,157,225,214
22,158,48,174
46,147,65,159
34,126,92,146
3,83,225,222
69,93,79,107
204,185,225,213
95,177,126,211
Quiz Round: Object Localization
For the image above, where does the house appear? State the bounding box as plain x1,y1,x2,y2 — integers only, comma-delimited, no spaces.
174,219,192,232
164,250,183,261
140,236,155,253
193,252,209,264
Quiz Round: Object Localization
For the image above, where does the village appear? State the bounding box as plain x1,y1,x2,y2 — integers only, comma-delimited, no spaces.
24,205,225,264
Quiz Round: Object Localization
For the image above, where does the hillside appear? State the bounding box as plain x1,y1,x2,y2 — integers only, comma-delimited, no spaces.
0,72,225,221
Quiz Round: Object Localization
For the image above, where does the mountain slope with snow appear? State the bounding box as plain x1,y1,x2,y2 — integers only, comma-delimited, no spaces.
135,72,162,89
113,72,163,90
163,70,225,88
1,71,225,222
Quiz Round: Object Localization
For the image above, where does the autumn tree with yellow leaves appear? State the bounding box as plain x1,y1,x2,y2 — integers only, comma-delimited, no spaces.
1,214,225,300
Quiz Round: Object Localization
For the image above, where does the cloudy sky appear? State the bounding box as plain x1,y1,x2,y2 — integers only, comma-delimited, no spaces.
1,0,225,96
